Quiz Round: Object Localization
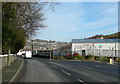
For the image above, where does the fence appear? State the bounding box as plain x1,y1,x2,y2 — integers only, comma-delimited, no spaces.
74,49,120,57
0,54,17,69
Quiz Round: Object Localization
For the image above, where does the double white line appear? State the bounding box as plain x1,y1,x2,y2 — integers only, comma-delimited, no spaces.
51,64,85,83
51,65,71,76
52,65,58,68
59,69,71,76
78,79,85,84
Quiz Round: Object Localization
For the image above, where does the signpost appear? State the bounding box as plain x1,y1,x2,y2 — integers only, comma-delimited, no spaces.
98,44,102,56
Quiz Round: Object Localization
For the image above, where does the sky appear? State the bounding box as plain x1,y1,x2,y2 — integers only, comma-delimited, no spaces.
33,2,118,42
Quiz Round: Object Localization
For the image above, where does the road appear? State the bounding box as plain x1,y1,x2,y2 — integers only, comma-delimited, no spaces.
15,57,119,83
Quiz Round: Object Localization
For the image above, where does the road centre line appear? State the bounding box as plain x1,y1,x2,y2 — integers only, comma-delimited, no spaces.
59,69,71,76
52,65,58,68
78,79,85,83
50,62,71,76
49,61,56,64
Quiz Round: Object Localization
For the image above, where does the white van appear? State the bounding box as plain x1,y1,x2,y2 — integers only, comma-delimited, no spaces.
17,51,25,57
25,51,32,59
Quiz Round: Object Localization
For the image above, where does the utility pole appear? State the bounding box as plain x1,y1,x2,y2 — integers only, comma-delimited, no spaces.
115,42,116,59
49,25,52,60
31,40,33,55
112,48,114,59
50,40,52,59
112,47,114,64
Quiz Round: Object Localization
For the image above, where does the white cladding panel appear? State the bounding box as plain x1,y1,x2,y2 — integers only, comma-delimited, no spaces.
72,43,120,57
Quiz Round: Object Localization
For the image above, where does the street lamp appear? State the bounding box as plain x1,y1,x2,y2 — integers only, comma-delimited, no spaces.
49,26,52,60
115,42,116,58
31,40,33,55
50,41,52,60
112,47,114,60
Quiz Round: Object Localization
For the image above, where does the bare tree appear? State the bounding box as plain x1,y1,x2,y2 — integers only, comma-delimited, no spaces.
13,2,45,38
14,2,59,39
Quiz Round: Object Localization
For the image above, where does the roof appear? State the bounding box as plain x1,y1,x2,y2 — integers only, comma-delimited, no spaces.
72,39,120,43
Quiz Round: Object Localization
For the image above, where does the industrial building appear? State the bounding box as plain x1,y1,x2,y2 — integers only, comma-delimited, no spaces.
72,39,120,58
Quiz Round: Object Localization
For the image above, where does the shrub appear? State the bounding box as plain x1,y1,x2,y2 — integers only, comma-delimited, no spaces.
73,53,79,56
73,53,83,60
116,58,120,62
94,56,100,60
99,56,109,62
61,56,64,60
64,54,72,59
84,55,92,59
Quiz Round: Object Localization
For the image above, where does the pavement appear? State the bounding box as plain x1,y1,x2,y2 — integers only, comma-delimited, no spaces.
14,57,119,83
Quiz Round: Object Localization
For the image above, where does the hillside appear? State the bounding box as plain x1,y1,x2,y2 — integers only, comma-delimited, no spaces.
104,32,120,39
86,32,120,39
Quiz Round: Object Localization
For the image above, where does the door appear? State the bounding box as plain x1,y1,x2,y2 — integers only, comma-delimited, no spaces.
82,50,86,56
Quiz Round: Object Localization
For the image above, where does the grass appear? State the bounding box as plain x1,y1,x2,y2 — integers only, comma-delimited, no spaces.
72,54,111,62
116,58,120,62
53,54,118,63
94,56,110,62
72,55,84,60
99,56,110,62
83,55,93,60
2,58,23,83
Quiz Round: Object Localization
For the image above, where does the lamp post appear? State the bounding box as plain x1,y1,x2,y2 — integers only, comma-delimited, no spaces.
31,40,33,55
50,41,52,60
99,46,101,56
48,25,52,60
115,42,116,58
109,46,114,64
109,47,111,57
112,47,114,60
98,44,102,56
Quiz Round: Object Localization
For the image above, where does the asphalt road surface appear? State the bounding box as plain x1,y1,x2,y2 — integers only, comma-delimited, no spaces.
15,57,119,83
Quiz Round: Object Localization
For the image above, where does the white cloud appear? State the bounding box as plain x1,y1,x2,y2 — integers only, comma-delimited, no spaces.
43,0,119,2
34,2,118,41
77,17,117,32
3,0,119,2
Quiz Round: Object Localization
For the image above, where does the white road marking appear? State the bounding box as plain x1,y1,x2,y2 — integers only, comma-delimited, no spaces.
49,61,58,65
52,65,58,68
59,69,71,76
78,79,85,83
80,66,92,69
49,61,55,64
50,62,71,76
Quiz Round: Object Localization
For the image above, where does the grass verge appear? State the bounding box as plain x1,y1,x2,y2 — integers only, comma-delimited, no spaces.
2,58,23,83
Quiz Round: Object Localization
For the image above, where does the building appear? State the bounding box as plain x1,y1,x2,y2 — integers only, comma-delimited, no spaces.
86,35,104,39
72,39,120,57
26,39,69,51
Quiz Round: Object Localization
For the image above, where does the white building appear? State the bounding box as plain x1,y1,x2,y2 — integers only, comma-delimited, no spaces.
72,39,120,57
